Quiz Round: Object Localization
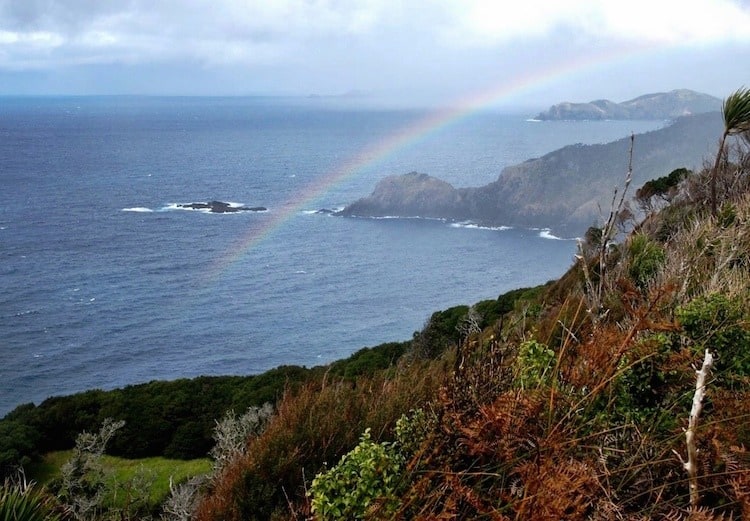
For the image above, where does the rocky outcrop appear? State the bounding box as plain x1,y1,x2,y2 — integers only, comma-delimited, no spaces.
341,112,723,235
177,201,267,213
339,172,468,220
536,89,720,121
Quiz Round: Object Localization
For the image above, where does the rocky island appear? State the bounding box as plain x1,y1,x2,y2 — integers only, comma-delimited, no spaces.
177,201,267,213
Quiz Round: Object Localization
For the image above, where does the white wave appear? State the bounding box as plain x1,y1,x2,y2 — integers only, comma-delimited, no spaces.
301,210,318,215
450,222,511,231
295,270,307,274
162,203,204,212
538,229,571,240
526,118,542,122
122,207,154,213
161,203,214,213
364,215,446,222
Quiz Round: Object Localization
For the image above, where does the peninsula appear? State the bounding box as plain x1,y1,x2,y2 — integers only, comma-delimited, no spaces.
340,111,722,235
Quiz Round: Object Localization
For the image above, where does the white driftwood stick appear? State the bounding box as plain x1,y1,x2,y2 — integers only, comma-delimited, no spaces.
684,349,714,509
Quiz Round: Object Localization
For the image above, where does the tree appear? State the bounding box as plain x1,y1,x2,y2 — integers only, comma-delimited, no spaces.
635,168,690,214
58,418,125,521
711,87,750,216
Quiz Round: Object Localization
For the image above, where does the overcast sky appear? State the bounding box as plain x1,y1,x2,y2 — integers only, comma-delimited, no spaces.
0,0,748,108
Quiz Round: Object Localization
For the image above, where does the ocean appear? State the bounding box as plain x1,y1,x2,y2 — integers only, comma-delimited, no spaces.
0,96,664,416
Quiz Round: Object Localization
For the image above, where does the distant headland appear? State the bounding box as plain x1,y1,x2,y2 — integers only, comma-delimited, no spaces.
534,88,720,121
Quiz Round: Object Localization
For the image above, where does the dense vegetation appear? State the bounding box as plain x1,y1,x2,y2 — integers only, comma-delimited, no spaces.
0,291,528,473
3,89,750,520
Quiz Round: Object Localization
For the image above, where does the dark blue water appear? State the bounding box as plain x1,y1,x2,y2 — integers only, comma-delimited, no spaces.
0,96,663,415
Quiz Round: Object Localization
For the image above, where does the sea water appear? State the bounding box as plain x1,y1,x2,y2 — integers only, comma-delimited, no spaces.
0,96,663,415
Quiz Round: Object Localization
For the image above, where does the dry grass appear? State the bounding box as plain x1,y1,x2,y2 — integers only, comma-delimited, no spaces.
195,359,446,521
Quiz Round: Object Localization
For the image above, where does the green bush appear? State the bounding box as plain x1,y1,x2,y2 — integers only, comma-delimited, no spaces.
627,233,666,289
677,293,750,382
611,334,681,427
328,342,410,378
0,421,39,471
516,340,555,388
393,409,432,457
411,305,469,359
310,429,404,520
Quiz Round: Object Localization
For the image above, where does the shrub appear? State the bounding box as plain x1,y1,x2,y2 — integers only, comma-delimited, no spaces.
309,410,431,520
677,293,750,381
635,167,690,213
627,233,665,289
0,421,39,472
57,418,125,521
328,342,410,378
610,333,682,427
209,404,273,476
310,428,404,520
411,305,469,359
516,340,555,388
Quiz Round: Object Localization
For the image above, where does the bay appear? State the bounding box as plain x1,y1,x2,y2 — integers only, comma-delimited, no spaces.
0,96,663,415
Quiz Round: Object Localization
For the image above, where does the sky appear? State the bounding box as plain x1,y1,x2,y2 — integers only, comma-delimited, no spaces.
0,0,748,108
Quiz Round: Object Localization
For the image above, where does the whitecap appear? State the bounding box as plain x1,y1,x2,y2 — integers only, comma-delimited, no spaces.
450,222,511,231
539,229,568,240
14,309,39,317
122,207,154,213
295,270,307,274
364,215,446,222
162,203,201,212
526,118,542,122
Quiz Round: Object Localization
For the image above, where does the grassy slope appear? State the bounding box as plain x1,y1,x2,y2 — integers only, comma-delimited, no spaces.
27,451,211,508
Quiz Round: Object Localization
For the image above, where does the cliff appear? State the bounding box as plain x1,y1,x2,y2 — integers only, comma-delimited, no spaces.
341,112,723,234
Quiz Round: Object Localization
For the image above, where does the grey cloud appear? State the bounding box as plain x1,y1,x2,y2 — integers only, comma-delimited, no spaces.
0,0,126,32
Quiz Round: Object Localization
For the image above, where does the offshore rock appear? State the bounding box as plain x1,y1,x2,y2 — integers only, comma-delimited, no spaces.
177,201,267,213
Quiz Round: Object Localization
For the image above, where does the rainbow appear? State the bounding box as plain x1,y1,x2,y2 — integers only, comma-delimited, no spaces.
204,43,655,282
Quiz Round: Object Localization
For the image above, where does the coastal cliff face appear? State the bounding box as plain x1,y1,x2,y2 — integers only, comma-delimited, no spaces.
536,89,721,121
341,112,723,235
